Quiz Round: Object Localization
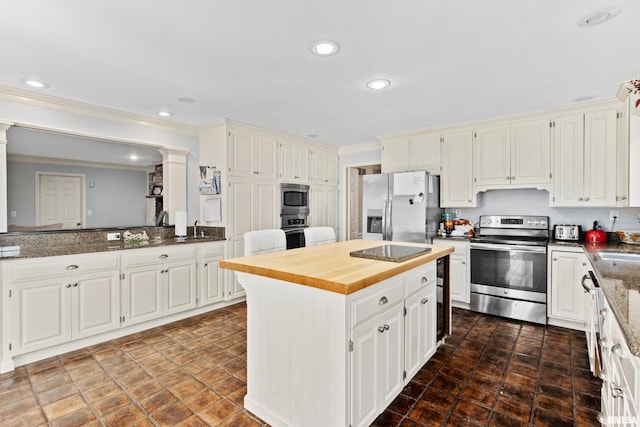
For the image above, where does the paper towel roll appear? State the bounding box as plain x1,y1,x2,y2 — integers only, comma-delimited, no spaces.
175,211,187,236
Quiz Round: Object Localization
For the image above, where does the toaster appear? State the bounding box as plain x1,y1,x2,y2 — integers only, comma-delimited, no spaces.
553,224,582,241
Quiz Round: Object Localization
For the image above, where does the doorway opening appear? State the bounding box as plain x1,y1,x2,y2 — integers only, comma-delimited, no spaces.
35,172,85,229
345,164,381,240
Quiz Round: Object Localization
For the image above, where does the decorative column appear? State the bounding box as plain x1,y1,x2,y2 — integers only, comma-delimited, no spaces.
0,123,12,233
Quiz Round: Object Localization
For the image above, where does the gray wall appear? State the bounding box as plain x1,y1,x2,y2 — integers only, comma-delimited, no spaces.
7,161,147,228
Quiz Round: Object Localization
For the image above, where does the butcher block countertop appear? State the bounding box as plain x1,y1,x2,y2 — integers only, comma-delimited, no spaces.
220,239,454,295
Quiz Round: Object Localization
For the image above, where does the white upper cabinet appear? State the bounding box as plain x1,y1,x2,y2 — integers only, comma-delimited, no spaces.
551,109,618,207
228,129,278,179
279,140,309,183
474,119,551,189
310,149,338,185
440,130,475,207
381,132,440,175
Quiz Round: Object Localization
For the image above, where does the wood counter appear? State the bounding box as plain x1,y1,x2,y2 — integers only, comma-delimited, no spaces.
220,239,454,295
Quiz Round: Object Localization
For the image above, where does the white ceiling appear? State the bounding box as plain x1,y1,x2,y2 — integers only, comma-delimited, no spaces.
1,1,638,147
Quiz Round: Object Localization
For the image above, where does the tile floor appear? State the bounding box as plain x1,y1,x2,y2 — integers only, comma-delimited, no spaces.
0,304,601,426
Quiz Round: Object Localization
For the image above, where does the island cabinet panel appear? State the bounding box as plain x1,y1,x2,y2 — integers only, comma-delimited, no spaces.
234,250,447,427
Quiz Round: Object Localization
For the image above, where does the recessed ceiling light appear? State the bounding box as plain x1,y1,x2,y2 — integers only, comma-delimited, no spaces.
366,79,391,90
129,154,139,161
158,111,172,117
22,79,50,88
177,97,196,104
577,7,621,27
310,40,339,56
573,95,595,102
307,134,319,138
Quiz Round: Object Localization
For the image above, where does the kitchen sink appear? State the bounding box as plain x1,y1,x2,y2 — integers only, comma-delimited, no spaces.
597,251,640,262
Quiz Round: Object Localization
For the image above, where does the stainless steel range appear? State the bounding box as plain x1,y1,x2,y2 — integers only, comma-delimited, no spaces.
470,215,549,324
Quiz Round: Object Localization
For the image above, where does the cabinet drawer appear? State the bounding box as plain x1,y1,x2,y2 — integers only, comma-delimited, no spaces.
433,239,468,255
405,262,436,297
9,253,120,282
199,242,225,258
351,279,404,327
123,246,197,268
608,315,640,405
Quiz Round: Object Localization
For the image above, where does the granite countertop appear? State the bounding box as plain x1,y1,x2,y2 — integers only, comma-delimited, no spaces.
0,235,226,260
582,241,640,356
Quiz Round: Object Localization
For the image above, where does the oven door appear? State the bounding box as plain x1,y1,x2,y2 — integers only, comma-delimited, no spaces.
470,242,547,295
283,228,306,250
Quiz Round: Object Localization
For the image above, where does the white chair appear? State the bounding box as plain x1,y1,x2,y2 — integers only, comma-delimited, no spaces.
244,229,287,255
304,227,336,246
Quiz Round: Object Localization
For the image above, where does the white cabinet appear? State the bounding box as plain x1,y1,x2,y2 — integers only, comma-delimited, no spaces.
121,246,197,326
434,238,469,307
599,294,640,426
548,247,591,329
473,119,551,189
440,130,475,207
5,253,120,356
350,279,405,427
279,141,309,182
381,133,440,175
310,149,338,185
404,263,437,380
197,242,225,306
227,129,278,179
310,185,338,230
551,109,619,207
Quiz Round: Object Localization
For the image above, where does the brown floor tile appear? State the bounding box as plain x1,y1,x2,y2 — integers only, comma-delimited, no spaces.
49,407,97,427
43,394,88,421
387,393,416,415
452,399,491,425
533,407,574,427
199,399,240,425
460,372,500,406
101,403,147,427
493,395,532,422
407,399,448,425
37,382,79,406
139,389,179,414
152,401,194,425
92,392,132,417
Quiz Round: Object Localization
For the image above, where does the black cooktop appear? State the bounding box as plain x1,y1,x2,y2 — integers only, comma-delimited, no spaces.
350,244,432,263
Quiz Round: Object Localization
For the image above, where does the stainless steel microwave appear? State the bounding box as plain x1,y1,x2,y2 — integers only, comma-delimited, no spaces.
280,183,310,215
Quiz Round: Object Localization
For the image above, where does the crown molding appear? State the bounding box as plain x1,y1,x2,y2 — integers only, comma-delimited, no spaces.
339,141,380,156
0,85,199,137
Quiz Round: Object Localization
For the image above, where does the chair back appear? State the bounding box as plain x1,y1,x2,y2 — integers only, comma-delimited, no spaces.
304,227,336,246
244,229,287,255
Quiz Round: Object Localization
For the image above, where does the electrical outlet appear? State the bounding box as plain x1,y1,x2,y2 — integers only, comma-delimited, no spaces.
107,232,121,241
455,209,461,218
610,210,619,221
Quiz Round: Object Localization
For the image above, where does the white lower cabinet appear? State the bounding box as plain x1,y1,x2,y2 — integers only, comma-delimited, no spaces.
121,246,197,326
5,252,120,356
197,242,225,306
599,294,640,426
548,247,591,329
350,262,437,427
433,238,469,307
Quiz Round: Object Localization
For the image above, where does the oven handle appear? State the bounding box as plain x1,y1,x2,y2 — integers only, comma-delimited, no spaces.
470,242,546,253
283,228,306,234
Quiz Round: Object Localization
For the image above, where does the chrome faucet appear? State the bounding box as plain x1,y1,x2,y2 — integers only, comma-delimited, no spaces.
194,220,199,238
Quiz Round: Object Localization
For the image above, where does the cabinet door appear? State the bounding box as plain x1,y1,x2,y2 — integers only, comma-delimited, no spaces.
552,114,585,206
280,141,308,182
325,152,338,185
441,130,474,207
381,139,410,173
379,303,405,408
450,254,469,305
72,270,120,339
310,186,326,227
405,286,436,381
201,256,224,305
550,251,590,324
228,130,255,178
584,109,618,206
165,261,197,315
350,316,379,427
122,266,163,326
10,278,71,355
409,133,440,175
255,180,278,230
311,150,338,185
255,135,278,179
474,125,510,186
511,119,551,184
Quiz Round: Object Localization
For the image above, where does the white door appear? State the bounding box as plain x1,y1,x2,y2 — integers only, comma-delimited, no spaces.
38,173,83,228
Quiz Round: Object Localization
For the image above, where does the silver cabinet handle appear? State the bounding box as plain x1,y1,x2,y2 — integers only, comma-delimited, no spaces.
505,177,510,180
610,382,624,399
421,276,428,283
384,324,389,331
622,196,628,200
379,296,388,305
585,197,590,201
511,176,515,180
578,197,584,201
73,282,78,287
598,369,608,381
66,283,71,288
600,307,607,318
421,298,429,305
159,254,169,259
66,265,79,270
581,274,592,293
378,326,385,333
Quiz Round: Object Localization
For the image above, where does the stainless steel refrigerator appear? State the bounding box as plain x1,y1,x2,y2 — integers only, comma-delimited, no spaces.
362,171,443,243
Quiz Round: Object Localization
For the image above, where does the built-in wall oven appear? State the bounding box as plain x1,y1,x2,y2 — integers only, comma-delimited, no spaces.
470,215,549,324
280,183,310,249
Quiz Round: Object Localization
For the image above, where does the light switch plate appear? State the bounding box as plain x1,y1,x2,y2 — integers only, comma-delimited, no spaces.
107,232,121,241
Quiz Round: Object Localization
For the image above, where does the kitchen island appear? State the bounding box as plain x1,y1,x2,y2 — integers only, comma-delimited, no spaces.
220,239,453,427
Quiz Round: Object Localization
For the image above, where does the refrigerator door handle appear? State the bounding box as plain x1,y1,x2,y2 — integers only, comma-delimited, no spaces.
387,195,393,241
382,197,388,240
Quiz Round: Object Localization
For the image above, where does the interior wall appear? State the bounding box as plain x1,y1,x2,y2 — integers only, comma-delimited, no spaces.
7,160,147,228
